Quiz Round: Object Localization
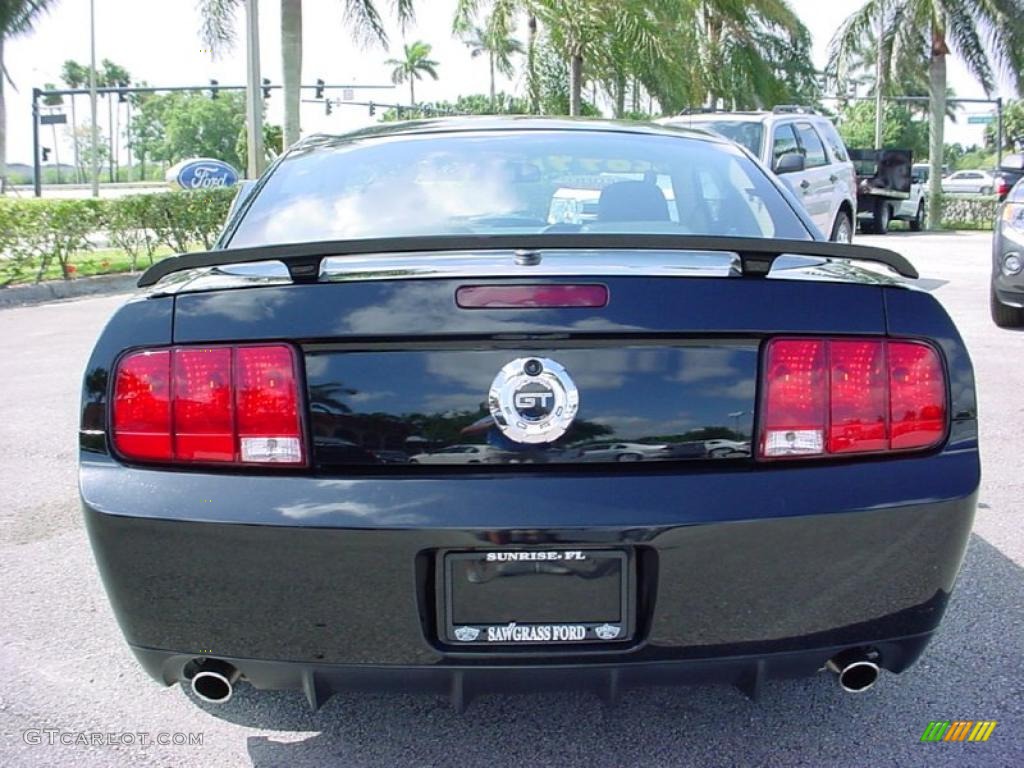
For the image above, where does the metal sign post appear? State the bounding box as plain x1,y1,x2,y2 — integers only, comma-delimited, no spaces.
244,0,264,179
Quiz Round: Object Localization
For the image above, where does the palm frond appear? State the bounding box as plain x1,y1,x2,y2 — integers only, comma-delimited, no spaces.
197,0,239,51
944,0,995,93
825,0,884,88
344,0,389,46
0,0,58,38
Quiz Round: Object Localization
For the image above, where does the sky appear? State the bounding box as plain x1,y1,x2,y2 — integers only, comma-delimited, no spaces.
4,0,1015,167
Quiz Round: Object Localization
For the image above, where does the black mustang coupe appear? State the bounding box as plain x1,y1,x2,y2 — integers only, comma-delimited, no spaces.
80,118,979,710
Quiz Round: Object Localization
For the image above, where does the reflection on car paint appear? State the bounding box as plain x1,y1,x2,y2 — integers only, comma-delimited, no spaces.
307,345,758,467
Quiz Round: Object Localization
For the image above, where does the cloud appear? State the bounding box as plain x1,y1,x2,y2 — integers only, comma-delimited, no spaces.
673,348,741,383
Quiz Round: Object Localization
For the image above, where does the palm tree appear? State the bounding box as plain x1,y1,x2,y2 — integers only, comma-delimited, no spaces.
199,0,415,148
461,21,523,108
1,0,57,192
455,0,540,112
829,0,1024,229
385,41,440,106
536,0,670,117
61,59,89,182
677,0,811,111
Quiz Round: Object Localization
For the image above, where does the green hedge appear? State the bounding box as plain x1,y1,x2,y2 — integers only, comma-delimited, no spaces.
0,188,235,286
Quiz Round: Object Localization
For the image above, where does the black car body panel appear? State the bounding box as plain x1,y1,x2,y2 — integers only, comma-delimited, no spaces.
80,119,979,707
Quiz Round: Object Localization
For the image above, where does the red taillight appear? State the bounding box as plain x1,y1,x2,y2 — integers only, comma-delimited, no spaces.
456,284,609,308
112,344,304,466
760,338,946,459
112,350,172,461
173,348,234,462
235,346,303,463
888,341,946,450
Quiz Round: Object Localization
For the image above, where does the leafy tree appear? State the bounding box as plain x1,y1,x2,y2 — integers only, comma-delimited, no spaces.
952,145,996,170
985,99,1024,152
198,0,415,148
131,91,249,170
535,0,667,117
385,40,440,105
1,0,57,191
380,91,529,121
838,100,929,159
68,124,109,182
460,20,523,108
687,0,815,111
236,121,284,167
62,58,132,181
828,0,1024,230
534,41,598,116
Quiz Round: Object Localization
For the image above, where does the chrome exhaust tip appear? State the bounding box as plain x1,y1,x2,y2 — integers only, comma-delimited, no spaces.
826,651,880,693
190,660,240,704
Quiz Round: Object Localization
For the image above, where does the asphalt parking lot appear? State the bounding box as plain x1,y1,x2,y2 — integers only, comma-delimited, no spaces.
0,231,1021,768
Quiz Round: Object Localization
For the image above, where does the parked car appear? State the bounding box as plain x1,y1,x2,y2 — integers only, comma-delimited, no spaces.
81,118,979,711
910,162,950,184
575,441,670,462
409,445,504,464
991,177,1024,327
703,439,751,458
994,154,1024,202
660,107,858,242
941,170,996,195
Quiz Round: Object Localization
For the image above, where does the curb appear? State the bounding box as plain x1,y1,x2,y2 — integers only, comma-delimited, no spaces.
0,274,139,310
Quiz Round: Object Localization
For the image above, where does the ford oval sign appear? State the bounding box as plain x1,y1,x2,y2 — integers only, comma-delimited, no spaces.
171,158,240,190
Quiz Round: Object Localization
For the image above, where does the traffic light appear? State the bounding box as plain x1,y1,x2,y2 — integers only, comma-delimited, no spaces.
42,147,51,162
262,78,271,99
209,79,219,99
368,101,375,116
117,82,129,103
325,100,333,116
315,78,325,100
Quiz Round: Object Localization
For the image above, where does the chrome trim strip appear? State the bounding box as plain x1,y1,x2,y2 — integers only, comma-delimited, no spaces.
148,260,292,296
319,249,742,282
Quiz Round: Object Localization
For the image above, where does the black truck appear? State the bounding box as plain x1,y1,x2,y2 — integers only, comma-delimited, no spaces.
849,148,927,233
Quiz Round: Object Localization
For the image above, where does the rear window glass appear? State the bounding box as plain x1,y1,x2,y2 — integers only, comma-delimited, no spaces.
676,120,763,156
229,130,810,247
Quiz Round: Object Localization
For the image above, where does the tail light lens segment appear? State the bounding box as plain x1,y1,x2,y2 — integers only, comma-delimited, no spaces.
760,338,946,459
112,344,304,466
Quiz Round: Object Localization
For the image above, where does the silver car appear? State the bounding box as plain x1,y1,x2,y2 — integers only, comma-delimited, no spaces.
942,170,996,195
660,108,858,243
992,179,1024,327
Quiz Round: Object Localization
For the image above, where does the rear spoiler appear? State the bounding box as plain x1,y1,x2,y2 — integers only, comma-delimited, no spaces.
136,234,918,287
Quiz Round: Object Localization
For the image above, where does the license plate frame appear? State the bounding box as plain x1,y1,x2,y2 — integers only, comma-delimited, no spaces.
439,549,634,647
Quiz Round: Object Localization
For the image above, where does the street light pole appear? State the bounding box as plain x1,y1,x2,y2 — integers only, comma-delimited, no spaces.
873,3,885,149
89,0,100,198
244,0,265,179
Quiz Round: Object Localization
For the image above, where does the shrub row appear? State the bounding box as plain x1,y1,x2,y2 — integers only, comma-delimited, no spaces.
939,195,1000,231
0,188,236,286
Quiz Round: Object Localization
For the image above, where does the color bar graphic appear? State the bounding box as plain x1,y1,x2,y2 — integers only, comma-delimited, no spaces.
920,721,997,742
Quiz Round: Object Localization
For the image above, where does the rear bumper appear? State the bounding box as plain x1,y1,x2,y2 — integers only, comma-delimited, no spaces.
81,445,979,697
132,634,935,709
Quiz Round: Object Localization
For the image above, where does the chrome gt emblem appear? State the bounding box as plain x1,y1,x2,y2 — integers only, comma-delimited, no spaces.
454,626,481,642
489,358,579,444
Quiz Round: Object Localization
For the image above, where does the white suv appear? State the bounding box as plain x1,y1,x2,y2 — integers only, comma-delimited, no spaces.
660,108,858,242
